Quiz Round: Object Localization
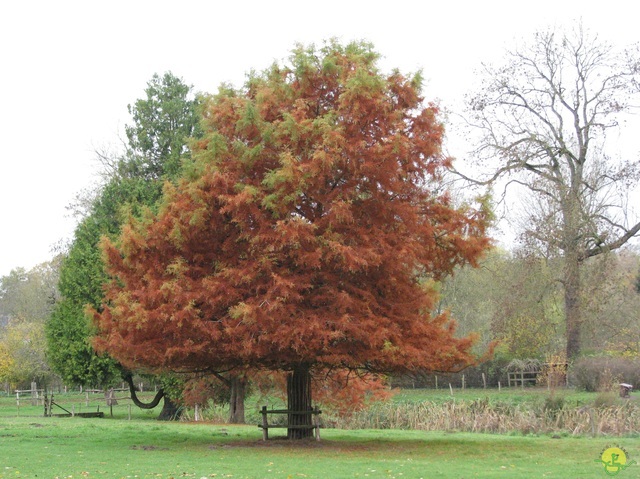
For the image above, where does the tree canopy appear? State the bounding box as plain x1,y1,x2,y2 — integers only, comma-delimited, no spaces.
94,41,490,425
125,71,203,180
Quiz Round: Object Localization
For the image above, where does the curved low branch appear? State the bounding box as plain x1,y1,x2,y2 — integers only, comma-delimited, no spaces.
123,373,165,409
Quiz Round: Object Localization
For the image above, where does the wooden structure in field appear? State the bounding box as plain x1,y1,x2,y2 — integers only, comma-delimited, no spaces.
506,359,568,388
258,406,322,441
43,393,104,418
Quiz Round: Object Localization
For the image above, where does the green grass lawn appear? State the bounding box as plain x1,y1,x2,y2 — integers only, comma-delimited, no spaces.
391,387,596,407
2,388,640,478
1,415,639,479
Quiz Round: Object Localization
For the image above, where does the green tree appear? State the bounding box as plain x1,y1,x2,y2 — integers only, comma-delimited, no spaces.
0,317,52,386
1,261,60,324
125,72,202,180
490,255,564,359
46,72,201,417
46,217,121,387
436,249,508,353
579,250,640,355
0,260,61,387
439,249,564,360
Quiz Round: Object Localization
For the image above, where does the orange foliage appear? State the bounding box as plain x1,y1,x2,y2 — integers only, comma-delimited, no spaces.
92,42,490,382
181,375,220,407
312,371,394,415
247,370,392,415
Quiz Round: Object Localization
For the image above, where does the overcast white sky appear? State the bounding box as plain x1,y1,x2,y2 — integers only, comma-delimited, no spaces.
1,0,638,277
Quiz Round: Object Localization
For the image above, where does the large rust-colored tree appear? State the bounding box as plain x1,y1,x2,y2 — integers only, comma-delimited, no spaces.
94,41,490,438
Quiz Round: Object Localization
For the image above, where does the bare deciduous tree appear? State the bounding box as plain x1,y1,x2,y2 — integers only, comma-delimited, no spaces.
461,24,640,360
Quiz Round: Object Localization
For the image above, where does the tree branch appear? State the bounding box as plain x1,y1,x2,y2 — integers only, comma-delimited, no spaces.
581,220,640,260
123,372,165,409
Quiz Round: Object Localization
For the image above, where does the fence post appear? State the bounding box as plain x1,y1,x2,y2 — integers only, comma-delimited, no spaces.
261,406,269,441
313,406,321,441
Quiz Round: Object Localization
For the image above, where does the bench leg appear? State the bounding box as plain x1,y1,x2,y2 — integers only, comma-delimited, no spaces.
313,409,320,441
261,406,268,441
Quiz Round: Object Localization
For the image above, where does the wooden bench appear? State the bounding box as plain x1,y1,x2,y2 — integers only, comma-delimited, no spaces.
258,406,322,441
49,412,105,418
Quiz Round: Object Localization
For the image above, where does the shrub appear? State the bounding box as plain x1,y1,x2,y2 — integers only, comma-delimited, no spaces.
571,356,640,392
593,391,620,408
543,394,565,413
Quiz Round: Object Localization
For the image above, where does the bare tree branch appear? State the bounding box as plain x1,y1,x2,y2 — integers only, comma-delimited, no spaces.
582,220,640,260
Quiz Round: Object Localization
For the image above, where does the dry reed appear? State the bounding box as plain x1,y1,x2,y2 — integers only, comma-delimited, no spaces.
188,394,640,437
328,400,640,436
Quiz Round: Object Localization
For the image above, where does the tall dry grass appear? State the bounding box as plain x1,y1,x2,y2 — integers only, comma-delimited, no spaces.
325,399,640,436
187,390,640,437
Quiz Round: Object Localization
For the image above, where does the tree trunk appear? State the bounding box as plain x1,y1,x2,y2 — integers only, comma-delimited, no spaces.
228,376,246,424
564,250,582,362
157,395,182,421
286,363,313,440
561,187,583,363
